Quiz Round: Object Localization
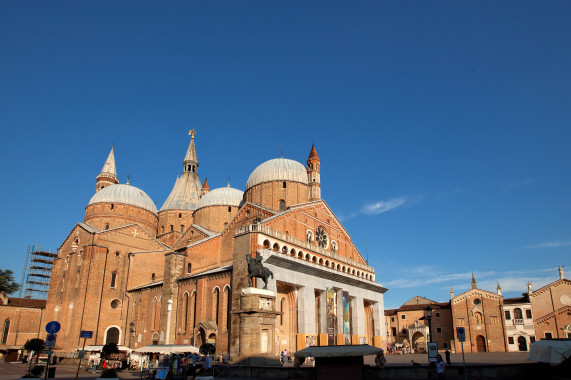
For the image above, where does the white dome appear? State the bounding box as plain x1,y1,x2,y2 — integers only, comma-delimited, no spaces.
88,184,157,214
246,158,308,190
196,187,244,210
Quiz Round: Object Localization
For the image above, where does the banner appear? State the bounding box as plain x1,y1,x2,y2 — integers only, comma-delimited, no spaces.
326,288,336,345
342,291,350,345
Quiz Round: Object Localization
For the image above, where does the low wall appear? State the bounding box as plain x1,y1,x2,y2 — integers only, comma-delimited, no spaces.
214,363,550,380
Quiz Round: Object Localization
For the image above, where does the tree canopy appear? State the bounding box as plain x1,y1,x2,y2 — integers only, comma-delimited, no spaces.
0,269,19,294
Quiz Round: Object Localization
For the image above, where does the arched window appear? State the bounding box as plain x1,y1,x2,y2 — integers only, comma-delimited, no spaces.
213,288,220,326
170,225,174,232
282,181,286,189
110,272,117,288
105,327,120,344
228,206,231,212
184,293,189,332
151,273,156,281
280,298,284,325
187,263,192,274
1,319,9,344
180,225,184,232
224,287,231,331
279,200,285,211
105,223,109,230
514,308,523,319
192,292,197,330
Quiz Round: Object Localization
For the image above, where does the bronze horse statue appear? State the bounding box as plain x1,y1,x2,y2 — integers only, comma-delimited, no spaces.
245,251,274,289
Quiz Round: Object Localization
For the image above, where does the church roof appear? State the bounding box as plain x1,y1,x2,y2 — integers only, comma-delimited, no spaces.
246,158,308,190
88,184,157,213
160,134,202,211
160,172,202,211
196,186,244,210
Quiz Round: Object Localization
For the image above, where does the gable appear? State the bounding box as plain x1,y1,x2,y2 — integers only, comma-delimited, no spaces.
171,224,215,250
262,200,367,266
452,288,502,305
403,296,436,306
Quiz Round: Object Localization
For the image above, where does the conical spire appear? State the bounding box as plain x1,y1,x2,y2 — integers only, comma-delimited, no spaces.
184,129,198,173
160,131,202,211
471,273,477,289
202,178,210,195
95,146,119,192
100,146,117,178
450,286,455,299
308,144,320,159
497,281,502,296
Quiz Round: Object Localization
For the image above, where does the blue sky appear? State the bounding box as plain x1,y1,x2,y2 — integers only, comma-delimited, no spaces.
1,2,570,308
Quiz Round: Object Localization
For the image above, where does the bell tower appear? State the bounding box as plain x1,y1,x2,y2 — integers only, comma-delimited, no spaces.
307,144,321,201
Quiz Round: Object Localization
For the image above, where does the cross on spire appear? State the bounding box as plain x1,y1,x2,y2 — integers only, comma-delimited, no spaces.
189,129,196,138
227,175,232,187
280,147,284,158
126,172,132,184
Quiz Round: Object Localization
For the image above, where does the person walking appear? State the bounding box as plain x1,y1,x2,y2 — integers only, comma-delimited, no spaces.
281,349,288,365
445,349,451,365
436,354,446,380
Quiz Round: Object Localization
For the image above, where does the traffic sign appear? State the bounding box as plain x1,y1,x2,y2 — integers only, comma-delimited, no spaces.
45,333,57,348
80,331,93,339
45,321,61,334
456,327,466,342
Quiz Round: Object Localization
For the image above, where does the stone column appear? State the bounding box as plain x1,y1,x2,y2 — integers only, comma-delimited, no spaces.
297,285,316,334
351,296,365,336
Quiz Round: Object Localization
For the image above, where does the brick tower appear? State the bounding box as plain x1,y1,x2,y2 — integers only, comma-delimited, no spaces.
307,144,321,201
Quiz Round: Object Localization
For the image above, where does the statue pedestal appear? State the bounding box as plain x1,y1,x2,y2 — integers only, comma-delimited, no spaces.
233,287,280,365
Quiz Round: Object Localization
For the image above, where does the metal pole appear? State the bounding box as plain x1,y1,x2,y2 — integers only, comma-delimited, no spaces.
75,338,87,380
44,353,49,380
461,341,467,380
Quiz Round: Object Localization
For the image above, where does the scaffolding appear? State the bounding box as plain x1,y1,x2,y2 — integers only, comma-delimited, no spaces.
20,245,57,299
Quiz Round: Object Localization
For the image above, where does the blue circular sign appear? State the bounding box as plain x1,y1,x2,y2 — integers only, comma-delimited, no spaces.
45,321,61,334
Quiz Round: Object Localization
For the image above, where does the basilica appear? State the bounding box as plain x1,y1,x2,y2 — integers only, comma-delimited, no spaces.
32,132,387,358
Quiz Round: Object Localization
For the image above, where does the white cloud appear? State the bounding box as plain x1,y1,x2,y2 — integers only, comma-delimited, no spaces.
525,241,571,249
503,177,533,192
383,269,495,289
362,197,406,215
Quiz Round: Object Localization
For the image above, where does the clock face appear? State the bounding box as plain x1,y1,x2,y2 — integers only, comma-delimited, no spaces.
316,227,328,249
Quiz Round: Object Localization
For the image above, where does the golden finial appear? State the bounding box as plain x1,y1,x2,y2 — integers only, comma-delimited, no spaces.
189,129,196,138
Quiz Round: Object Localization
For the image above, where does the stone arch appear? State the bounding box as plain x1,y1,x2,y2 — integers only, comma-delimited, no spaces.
104,326,121,345
342,266,346,272
356,271,360,277
263,240,271,249
411,331,426,352
273,243,280,252
325,260,330,266
476,335,486,352
281,246,288,254
312,256,317,264
290,248,296,257
305,253,311,261
336,264,340,270
297,251,303,259
319,258,324,265
517,336,528,351
152,332,159,345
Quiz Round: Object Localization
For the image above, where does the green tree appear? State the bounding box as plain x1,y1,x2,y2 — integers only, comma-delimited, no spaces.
0,269,19,294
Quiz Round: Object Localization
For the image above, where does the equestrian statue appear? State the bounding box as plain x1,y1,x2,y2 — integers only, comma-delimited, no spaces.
245,250,274,290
